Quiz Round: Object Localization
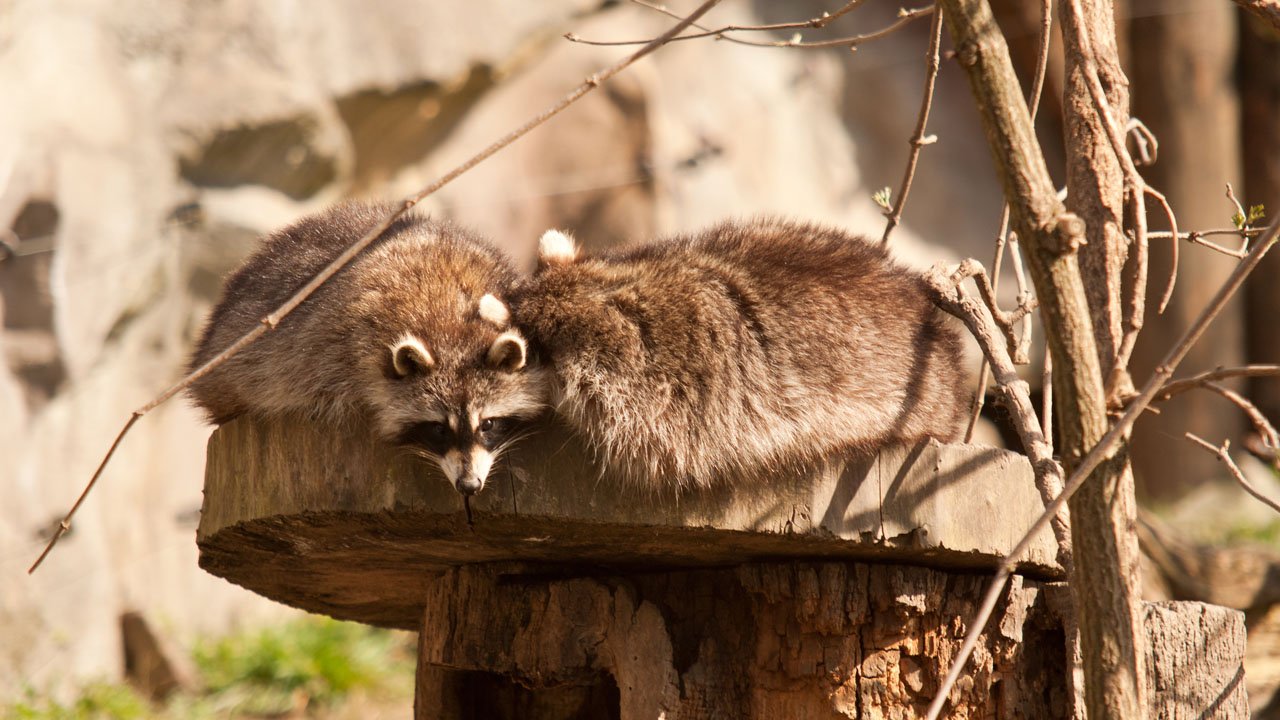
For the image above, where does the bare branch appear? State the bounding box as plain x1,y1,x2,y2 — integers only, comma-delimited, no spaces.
1185,434,1280,516
568,5,934,50
1201,381,1280,450
955,258,1039,362
630,0,864,33
927,211,1279,719
927,260,1070,557
1155,364,1280,402
27,0,727,574
881,6,944,243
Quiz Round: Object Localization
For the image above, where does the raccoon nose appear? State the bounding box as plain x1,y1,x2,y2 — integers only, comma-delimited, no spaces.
456,475,483,496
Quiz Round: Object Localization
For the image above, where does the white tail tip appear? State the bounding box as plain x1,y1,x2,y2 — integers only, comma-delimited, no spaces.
538,230,577,266
478,293,510,326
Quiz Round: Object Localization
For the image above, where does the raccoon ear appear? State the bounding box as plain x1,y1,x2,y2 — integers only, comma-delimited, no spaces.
538,230,578,267
390,334,434,377
486,331,527,372
477,293,510,327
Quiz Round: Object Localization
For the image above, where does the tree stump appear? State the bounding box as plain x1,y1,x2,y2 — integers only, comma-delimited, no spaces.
197,417,1248,718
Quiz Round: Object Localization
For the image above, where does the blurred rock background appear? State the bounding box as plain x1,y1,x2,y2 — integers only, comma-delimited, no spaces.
1,0,1277,712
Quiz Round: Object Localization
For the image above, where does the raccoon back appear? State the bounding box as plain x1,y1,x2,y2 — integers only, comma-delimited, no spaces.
513,218,970,487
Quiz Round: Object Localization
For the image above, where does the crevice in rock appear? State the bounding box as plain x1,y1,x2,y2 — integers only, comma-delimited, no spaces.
336,65,496,193
1,199,66,411
178,117,340,200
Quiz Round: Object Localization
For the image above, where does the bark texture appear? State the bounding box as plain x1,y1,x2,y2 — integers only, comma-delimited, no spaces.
414,563,1070,720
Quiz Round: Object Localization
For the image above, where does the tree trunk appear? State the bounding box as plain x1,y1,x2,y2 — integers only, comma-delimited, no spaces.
1059,2,1148,717
939,0,1146,715
1241,10,1280,427
1129,0,1245,500
414,562,1072,720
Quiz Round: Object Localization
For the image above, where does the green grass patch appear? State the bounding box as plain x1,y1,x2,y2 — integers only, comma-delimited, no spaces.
5,617,414,719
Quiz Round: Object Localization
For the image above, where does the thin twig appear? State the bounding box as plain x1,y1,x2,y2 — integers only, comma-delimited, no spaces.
27,0,726,574
881,6,944,243
1146,186,1179,314
965,259,1040,361
962,0,1052,440
1226,182,1248,222
1186,434,1280,516
1154,364,1280,402
1201,381,1280,450
631,0,864,34
1148,227,1264,242
925,212,1278,720
1006,237,1035,364
568,5,934,50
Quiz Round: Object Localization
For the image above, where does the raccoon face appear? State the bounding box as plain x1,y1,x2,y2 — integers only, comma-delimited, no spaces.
395,414,523,496
373,299,546,496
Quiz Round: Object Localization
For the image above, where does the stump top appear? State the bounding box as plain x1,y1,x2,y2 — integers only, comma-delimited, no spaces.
197,417,1059,629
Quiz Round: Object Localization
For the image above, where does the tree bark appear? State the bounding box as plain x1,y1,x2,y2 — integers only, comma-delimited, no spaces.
1059,2,1149,718
1241,10,1280,427
413,562,1070,720
1129,0,1245,500
938,0,1145,716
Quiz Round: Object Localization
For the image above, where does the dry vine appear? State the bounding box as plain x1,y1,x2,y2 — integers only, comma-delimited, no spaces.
28,0,727,574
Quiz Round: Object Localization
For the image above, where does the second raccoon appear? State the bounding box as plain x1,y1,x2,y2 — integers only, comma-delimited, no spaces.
512,218,970,488
188,202,547,496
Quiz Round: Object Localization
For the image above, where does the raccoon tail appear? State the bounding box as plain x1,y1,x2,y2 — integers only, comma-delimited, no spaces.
538,229,578,267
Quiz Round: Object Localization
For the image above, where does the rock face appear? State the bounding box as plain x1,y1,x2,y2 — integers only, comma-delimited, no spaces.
0,0,1001,695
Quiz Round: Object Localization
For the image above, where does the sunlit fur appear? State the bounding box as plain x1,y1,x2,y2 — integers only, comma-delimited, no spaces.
188,202,549,492
512,218,971,489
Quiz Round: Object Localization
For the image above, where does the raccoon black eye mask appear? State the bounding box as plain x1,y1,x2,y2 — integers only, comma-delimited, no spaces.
511,218,971,488
188,201,549,497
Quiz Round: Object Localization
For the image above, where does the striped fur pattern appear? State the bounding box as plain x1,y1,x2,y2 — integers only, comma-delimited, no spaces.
512,218,971,488
188,202,548,495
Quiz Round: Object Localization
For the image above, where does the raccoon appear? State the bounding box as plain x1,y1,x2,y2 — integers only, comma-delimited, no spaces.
188,202,547,495
510,218,970,488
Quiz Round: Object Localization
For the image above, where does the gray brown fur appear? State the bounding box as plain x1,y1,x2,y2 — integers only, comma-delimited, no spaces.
189,202,547,493
511,218,971,488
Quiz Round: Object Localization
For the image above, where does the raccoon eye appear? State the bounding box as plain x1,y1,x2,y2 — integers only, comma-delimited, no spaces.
477,417,512,437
